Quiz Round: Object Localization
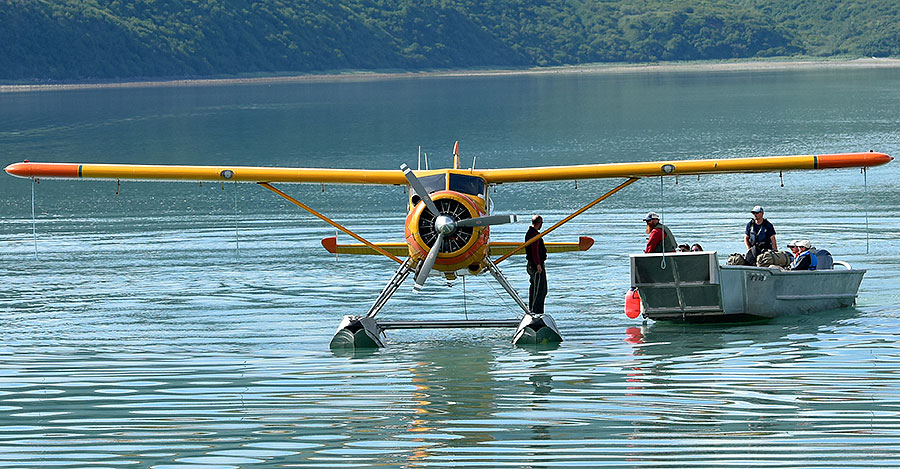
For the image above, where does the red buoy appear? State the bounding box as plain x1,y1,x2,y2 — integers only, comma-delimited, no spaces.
625,289,641,319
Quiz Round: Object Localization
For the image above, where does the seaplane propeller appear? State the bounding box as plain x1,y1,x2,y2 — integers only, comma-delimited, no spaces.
401,163,518,291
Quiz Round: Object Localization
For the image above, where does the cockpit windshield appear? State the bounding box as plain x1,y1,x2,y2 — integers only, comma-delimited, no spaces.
418,174,445,194
448,174,486,197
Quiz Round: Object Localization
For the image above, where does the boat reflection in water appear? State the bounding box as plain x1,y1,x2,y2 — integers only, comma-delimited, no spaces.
630,251,864,322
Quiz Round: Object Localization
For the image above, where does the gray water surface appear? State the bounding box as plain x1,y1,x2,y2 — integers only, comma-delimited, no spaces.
1,67,900,467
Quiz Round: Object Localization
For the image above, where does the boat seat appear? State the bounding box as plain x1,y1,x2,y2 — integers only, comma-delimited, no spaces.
814,249,834,269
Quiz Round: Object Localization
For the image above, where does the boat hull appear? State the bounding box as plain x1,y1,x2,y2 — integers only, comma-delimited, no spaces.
630,252,864,322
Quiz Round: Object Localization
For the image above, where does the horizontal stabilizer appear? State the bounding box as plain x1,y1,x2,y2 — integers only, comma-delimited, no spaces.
321,237,408,256
320,236,594,257
489,236,594,256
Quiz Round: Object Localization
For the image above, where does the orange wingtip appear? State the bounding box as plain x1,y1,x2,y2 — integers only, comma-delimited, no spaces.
579,236,595,251
5,162,80,178
817,152,892,169
321,236,337,253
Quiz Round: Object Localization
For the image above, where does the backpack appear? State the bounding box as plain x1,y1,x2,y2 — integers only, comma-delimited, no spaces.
727,252,748,265
756,250,792,268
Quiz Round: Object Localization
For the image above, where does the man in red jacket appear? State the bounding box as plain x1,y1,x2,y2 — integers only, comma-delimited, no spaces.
643,212,677,253
525,215,548,315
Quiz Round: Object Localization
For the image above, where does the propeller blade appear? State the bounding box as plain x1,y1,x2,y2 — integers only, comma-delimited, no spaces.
413,232,443,292
401,163,440,216
456,214,519,228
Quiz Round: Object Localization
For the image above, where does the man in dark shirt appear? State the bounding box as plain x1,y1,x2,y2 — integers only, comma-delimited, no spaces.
525,215,548,315
744,205,777,265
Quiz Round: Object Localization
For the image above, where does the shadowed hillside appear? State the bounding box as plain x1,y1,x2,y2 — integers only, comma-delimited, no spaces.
1,0,897,81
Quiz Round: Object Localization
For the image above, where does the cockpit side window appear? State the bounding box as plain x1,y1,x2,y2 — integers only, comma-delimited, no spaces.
448,174,486,197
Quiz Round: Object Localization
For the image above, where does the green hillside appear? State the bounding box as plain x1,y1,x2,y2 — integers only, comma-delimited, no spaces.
1,0,898,81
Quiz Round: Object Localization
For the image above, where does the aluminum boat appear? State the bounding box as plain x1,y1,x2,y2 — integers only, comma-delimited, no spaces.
630,251,864,322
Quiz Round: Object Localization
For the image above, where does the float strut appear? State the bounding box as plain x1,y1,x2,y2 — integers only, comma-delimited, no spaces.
330,258,416,351
483,257,563,345
366,257,416,318
483,257,530,314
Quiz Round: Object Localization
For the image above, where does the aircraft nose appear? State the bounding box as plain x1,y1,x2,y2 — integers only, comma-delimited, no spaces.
434,215,456,235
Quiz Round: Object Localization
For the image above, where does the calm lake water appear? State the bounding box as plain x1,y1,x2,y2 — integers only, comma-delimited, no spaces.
2,67,900,467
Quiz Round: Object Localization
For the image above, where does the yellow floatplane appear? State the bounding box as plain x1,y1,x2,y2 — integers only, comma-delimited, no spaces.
5,144,892,348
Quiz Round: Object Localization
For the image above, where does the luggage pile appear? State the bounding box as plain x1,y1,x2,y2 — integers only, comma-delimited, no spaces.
756,250,792,268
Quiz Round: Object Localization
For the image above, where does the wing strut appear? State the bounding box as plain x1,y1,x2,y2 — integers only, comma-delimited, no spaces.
494,177,640,265
258,182,404,264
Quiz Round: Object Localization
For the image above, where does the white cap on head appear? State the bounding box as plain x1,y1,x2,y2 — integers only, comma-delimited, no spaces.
642,212,660,222
787,240,799,247
751,205,764,214
797,239,811,249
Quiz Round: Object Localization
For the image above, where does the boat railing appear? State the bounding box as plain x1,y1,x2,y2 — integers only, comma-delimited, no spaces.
833,260,852,270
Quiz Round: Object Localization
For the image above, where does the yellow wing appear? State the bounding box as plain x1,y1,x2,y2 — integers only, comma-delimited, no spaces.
472,152,892,184
3,162,406,184
4,152,892,183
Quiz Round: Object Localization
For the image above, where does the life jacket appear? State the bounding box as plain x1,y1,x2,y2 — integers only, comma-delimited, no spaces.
650,224,678,253
790,250,818,270
747,218,775,249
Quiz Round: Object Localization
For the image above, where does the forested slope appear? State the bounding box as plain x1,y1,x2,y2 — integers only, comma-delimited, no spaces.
1,0,897,81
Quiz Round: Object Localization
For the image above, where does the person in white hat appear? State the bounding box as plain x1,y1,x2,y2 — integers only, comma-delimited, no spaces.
787,239,800,259
744,205,777,265
789,239,818,270
643,211,677,253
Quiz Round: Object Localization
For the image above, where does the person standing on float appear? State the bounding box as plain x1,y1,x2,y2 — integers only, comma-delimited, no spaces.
525,215,548,315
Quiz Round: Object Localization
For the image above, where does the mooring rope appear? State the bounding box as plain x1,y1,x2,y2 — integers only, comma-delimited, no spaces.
31,178,38,260
462,275,468,320
659,176,666,270
233,182,240,258
863,167,870,254
477,274,518,315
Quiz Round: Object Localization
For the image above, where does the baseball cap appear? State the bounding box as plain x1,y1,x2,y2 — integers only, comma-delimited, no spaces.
642,212,660,222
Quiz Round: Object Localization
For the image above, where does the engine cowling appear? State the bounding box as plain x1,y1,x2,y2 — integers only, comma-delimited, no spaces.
405,190,490,275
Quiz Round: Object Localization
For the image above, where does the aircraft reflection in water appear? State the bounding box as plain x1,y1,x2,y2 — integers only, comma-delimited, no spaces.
5,144,891,349
388,342,561,465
